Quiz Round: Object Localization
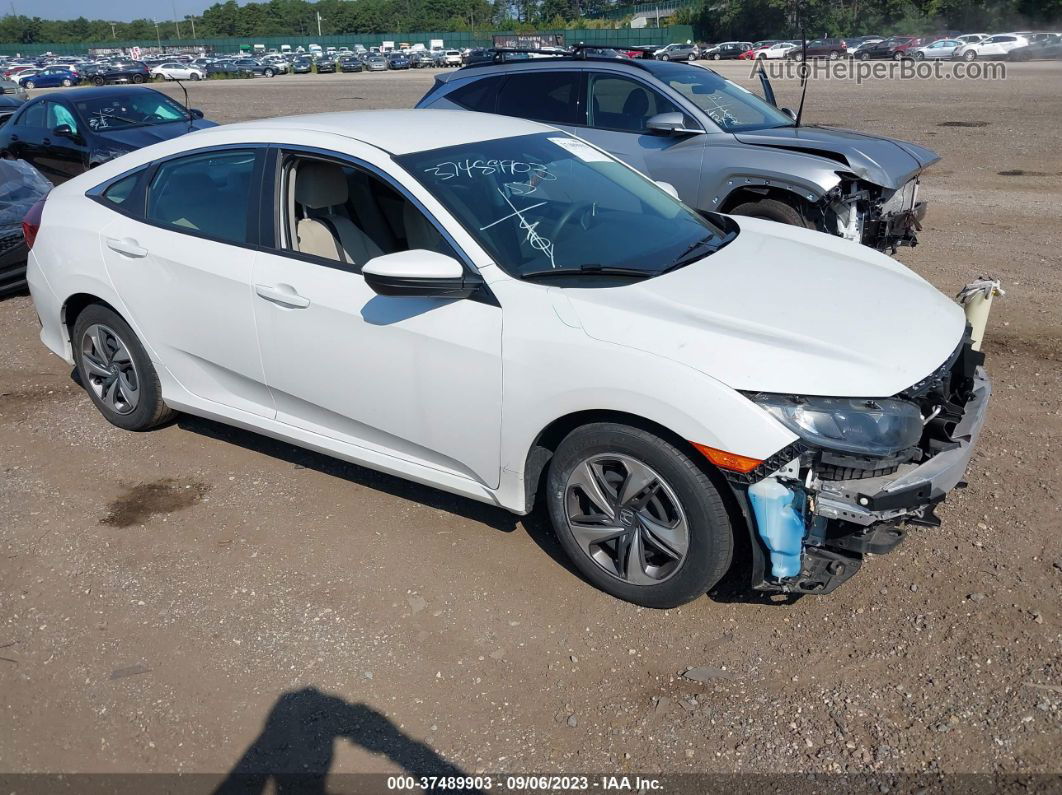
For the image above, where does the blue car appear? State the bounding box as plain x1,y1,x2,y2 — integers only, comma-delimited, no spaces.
19,68,77,90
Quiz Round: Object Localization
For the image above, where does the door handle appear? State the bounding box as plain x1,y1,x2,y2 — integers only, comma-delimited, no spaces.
255,284,310,309
9,133,17,141
105,237,148,258
42,137,50,145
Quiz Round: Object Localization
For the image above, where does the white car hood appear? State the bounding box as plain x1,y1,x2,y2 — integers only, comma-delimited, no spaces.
563,218,966,397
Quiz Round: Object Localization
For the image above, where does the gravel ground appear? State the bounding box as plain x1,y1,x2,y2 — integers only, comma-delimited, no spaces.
1,63,1060,781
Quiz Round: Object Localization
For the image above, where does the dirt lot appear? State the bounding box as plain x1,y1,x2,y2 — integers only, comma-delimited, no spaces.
1,63,1060,782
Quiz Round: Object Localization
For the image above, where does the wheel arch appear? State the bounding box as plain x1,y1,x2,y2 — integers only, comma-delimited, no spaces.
523,409,733,515
62,292,121,341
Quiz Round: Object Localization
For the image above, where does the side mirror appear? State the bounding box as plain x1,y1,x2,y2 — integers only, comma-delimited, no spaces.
362,250,478,299
52,123,74,138
654,181,680,199
189,108,204,119
646,112,699,136
780,107,796,120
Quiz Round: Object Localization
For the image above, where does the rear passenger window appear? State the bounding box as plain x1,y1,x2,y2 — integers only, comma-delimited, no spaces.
497,72,583,125
103,172,140,206
447,76,505,113
146,150,257,244
17,102,46,129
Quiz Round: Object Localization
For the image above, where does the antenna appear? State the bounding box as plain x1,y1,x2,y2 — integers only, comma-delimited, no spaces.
794,21,809,127
173,77,192,132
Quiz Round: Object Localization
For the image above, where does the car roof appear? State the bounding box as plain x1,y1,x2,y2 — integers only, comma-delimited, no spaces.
447,55,695,81
40,85,163,103
220,109,551,155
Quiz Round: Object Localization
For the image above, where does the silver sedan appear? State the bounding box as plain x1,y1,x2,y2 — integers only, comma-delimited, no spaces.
911,38,962,59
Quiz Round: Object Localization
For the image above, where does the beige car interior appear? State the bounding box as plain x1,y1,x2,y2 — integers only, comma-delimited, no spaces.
287,158,451,267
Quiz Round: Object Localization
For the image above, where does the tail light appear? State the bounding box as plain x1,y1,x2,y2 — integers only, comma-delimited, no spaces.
22,197,46,251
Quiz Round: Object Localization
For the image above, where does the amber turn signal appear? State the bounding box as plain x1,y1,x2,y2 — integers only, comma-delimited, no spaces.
691,442,763,473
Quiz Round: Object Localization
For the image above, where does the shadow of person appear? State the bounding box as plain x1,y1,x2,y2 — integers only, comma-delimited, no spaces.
215,688,478,795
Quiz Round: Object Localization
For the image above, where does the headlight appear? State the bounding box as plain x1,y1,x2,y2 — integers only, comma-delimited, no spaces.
751,394,923,456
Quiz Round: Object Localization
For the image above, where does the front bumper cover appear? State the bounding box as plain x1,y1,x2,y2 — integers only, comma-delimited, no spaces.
740,363,990,595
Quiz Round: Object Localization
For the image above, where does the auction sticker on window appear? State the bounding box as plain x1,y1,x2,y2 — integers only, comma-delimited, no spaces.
548,137,611,162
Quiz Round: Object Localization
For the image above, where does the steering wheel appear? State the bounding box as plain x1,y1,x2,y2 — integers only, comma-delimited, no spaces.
548,201,596,240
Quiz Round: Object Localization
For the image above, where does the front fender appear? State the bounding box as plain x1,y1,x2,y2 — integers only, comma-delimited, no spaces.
494,281,797,512
698,144,844,213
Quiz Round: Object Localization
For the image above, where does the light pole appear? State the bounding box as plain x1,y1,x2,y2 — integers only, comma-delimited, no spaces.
172,1,181,39
186,15,196,39
109,22,116,39
154,20,162,51
316,11,323,37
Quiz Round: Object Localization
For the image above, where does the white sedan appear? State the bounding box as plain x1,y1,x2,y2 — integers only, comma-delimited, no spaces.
910,38,963,59
955,33,1030,60
22,110,990,605
150,62,205,81
755,42,798,59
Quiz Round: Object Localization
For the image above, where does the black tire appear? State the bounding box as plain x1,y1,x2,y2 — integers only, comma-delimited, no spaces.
132,74,145,83
546,423,733,608
859,51,870,61
712,53,721,60
728,198,813,229
963,50,976,61
191,72,201,80
93,76,105,86
61,78,72,87
687,53,695,61
264,68,275,77
72,304,175,432
24,80,35,89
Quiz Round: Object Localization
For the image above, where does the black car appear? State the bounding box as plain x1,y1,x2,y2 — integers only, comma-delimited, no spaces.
787,38,848,59
703,41,753,60
337,56,363,73
90,62,152,85
1009,32,1062,60
387,53,411,69
0,157,51,296
0,94,24,126
206,60,253,78
0,86,216,185
231,58,279,77
314,56,337,73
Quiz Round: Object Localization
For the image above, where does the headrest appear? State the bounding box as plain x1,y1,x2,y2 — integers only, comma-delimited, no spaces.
295,161,349,209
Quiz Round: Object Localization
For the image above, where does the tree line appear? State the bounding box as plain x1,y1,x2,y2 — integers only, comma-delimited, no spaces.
0,0,1058,45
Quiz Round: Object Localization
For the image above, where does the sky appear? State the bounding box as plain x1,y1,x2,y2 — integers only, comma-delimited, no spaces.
15,0,243,22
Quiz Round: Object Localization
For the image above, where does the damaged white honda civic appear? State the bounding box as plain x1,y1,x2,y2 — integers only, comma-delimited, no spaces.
24,110,990,607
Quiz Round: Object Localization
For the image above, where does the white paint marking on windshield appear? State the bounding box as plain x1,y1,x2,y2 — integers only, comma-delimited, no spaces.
481,189,556,269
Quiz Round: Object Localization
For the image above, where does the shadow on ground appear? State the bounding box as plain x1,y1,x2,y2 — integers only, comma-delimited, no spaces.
214,688,478,794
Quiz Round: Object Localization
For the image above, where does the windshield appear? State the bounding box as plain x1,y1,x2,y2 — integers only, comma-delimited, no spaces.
651,64,795,132
396,132,734,281
75,92,190,131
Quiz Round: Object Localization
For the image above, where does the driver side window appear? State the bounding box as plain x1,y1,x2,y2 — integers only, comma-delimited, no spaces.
589,74,687,133
45,102,78,135
17,102,46,129
281,154,458,270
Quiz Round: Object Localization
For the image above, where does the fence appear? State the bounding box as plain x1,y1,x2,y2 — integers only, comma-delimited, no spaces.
0,26,695,57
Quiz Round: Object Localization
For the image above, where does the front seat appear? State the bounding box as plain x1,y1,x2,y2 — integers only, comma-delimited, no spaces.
295,161,382,266
621,88,650,130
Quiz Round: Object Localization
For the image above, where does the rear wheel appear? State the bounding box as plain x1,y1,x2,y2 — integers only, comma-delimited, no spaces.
729,197,814,229
859,51,870,61
893,51,904,60
963,50,977,61
24,80,35,89
93,76,105,86
264,68,275,77
61,78,72,87
712,53,721,60
132,74,144,83
72,305,174,432
829,50,839,60
546,423,733,608
687,53,695,61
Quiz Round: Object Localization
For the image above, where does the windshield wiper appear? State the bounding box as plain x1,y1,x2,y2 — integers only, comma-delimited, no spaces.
519,264,655,280
657,234,722,275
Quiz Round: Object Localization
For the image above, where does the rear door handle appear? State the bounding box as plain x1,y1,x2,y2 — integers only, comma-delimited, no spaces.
255,283,310,309
105,237,147,258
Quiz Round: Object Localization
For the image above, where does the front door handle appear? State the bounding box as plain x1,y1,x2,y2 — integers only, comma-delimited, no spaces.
255,283,310,309
105,237,147,258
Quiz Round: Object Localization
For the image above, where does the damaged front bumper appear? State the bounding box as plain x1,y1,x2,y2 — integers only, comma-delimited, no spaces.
736,363,991,595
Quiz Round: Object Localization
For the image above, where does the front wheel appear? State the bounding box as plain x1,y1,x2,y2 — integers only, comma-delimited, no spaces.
829,50,839,60
132,74,144,83
191,72,201,80
546,423,734,608
915,51,925,60
93,76,105,86
264,68,275,77
712,53,721,60
61,78,72,87
728,197,814,229
72,305,175,432
859,51,870,61
893,51,904,60
963,50,977,61
687,53,695,61
24,80,35,89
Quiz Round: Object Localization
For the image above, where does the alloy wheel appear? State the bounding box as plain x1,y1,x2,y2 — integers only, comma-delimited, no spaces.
81,323,141,415
564,454,690,585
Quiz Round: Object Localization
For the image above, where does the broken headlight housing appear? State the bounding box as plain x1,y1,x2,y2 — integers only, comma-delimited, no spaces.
751,394,923,457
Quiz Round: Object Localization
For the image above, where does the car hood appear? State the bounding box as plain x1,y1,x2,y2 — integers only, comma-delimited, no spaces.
561,217,965,397
734,125,939,188
96,118,217,148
